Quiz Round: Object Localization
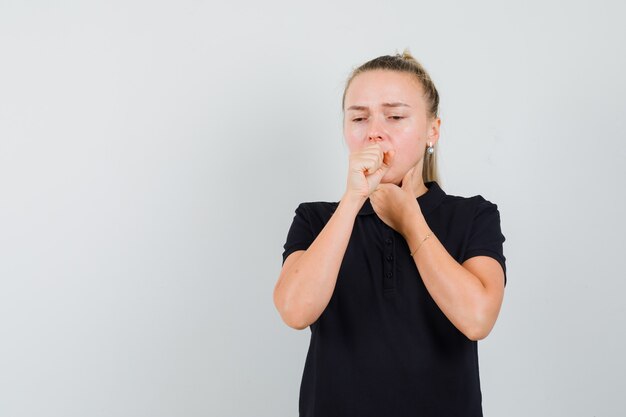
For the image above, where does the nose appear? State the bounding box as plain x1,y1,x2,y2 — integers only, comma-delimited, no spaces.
367,117,385,142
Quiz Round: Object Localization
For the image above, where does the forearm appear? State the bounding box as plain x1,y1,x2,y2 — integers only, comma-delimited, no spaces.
403,213,493,340
275,193,364,329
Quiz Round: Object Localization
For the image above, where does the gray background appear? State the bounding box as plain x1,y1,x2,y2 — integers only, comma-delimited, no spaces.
1,0,625,416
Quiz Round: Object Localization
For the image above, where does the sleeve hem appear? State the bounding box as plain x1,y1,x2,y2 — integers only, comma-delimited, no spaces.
461,249,507,287
282,245,309,265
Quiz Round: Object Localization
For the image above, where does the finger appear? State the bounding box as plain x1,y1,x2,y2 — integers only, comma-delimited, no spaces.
365,145,391,169
377,149,394,175
367,166,385,186
363,146,392,176
378,141,394,154
364,143,392,161
401,167,414,191
383,149,395,167
356,152,382,175
360,165,389,194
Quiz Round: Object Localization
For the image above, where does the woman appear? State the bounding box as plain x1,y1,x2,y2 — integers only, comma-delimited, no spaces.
273,51,507,417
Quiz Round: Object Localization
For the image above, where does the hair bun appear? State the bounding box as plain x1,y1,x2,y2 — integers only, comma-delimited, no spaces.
397,49,416,62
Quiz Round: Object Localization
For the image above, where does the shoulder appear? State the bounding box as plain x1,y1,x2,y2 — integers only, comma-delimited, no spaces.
295,200,338,212
439,188,500,215
292,200,339,223
295,200,339,210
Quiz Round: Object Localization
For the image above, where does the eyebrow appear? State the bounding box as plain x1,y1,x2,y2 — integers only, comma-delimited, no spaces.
346,102,411,111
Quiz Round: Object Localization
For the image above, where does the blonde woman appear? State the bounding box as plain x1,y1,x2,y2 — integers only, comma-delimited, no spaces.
274,51,507,417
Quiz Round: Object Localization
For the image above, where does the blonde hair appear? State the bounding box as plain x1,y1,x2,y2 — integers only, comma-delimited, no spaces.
342,49,441,184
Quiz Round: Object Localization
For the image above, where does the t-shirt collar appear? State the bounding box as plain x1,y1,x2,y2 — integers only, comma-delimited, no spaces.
357,181,446,217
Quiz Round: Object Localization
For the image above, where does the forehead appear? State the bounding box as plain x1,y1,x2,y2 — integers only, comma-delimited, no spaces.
345,70,424,109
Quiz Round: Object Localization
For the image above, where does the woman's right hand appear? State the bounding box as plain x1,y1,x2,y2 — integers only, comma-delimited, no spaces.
345,142,395,201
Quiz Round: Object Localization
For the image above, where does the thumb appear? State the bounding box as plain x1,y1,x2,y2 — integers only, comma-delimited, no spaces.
369,149,395,184
384,149,396,166
401,166,415,191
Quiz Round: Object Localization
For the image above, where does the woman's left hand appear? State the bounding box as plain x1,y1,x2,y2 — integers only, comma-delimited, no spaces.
370,166,422,238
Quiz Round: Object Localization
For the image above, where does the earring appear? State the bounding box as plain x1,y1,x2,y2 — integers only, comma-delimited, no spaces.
426,142,434,155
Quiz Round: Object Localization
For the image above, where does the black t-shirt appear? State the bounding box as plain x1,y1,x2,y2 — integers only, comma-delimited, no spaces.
281,181,507,417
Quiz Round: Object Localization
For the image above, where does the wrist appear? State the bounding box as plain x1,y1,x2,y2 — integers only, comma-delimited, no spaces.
400,201,424,238
342,190,367,205
339,192,367,216
404,211,432,250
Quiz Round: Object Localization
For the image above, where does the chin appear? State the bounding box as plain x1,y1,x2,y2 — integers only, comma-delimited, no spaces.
381,174,401,186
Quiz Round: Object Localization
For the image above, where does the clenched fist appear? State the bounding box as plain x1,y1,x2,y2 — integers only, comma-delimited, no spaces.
345,142,396,201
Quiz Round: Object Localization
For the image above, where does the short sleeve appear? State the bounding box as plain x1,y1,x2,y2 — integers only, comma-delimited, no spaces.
282,203,315,265
462,197,508,286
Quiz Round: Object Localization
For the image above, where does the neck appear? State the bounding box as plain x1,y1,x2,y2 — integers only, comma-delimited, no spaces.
412,180,428,199
409,163,429,198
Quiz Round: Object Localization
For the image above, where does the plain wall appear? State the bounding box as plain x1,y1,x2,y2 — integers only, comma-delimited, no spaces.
1,0,625,416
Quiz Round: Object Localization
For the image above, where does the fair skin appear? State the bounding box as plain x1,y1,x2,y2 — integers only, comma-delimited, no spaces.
273,69,504,340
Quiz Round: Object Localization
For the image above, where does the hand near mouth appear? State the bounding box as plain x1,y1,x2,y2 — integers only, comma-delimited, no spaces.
370,166,423,238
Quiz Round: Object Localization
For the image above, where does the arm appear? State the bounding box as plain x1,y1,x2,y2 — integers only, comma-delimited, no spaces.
403,212,505,341
273,193,365,330
275,142,394,330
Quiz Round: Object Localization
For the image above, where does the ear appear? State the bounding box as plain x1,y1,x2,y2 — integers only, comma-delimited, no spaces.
427,117,441,146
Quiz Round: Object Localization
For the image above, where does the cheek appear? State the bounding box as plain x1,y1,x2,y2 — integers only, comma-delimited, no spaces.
344,127,366,150
390,141,422,169
397,127,424,153
343,135,359,152
396,123,421,138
